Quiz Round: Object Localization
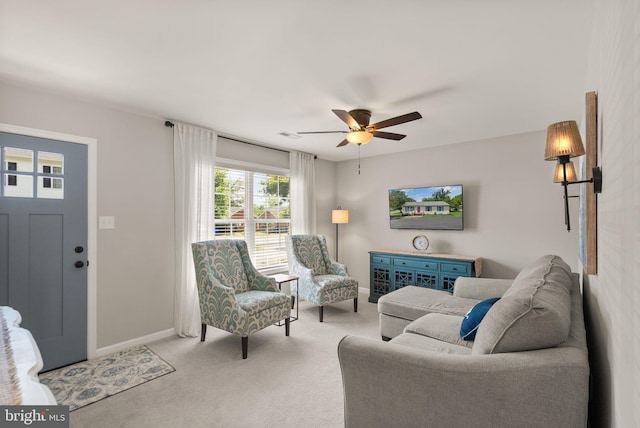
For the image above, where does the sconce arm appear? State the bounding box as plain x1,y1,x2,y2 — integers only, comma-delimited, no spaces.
560,166,602,194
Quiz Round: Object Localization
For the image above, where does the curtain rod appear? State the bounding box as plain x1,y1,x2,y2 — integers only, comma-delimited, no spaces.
164,120,316,159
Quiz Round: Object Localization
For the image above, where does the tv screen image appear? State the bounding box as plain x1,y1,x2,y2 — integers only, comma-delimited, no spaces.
389,185,463,230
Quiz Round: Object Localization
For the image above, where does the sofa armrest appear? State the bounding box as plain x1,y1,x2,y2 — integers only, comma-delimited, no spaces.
452,277,513,300
337,335,589,428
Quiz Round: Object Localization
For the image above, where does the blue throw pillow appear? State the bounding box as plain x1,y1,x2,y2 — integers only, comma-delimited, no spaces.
460,297,500,340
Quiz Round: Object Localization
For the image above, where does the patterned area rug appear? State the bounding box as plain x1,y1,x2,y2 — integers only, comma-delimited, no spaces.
40,345,175,411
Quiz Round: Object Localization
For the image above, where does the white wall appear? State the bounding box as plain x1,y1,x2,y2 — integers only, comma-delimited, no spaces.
582,1,640,427
0,81,175,349
334,131,580,289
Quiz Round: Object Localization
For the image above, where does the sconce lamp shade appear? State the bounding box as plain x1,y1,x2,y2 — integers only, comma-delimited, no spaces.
332,209,349,224
544,120,585,161
553,161,577,183
346,130,373,145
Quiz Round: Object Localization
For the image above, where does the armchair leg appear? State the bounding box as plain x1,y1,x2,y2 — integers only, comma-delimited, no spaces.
354,297,358,313
201,324,207,342
242,336,248,359
291,296,296,309
319,306,324,322
285,317,290,336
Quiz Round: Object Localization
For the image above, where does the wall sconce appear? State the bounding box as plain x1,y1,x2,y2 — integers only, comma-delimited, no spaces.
544,120,602,231
331,206,349,261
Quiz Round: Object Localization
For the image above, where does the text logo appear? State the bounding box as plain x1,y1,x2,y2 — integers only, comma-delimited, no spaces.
1,406,69,427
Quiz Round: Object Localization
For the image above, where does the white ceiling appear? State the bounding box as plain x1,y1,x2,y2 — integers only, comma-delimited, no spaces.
0,0,593,161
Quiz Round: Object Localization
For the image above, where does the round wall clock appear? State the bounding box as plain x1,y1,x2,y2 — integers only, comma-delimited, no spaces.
412,234,429,252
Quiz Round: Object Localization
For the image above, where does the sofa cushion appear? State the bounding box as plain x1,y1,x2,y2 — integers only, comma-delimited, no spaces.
472,255,573,355
391,332,472,355
378,286,478,322
405,313,473,349
460,297,500,340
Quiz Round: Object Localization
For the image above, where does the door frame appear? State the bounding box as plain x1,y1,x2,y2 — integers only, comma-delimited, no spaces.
0,123,98,360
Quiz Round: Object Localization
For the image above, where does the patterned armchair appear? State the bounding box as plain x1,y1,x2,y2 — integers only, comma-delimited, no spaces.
286,235,358,322
192,239,291,359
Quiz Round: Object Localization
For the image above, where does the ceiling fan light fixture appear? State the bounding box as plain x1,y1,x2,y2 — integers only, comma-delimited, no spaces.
346,130,373,145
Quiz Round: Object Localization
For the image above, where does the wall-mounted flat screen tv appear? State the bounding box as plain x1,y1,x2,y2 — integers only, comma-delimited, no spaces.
389,185,463,230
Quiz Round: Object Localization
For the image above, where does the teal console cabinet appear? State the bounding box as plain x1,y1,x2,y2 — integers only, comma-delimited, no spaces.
369,250,482,303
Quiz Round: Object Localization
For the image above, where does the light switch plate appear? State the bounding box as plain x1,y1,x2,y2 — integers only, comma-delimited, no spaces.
99,216,115,229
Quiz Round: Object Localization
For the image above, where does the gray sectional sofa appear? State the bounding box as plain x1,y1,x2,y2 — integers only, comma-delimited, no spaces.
338,255,589,428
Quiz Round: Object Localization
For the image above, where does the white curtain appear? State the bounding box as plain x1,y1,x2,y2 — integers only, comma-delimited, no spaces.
173,123,217,337
289,151,316,234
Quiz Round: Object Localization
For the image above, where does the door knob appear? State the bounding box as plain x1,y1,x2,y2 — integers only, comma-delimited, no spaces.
75,246,84,254
74,261,85,268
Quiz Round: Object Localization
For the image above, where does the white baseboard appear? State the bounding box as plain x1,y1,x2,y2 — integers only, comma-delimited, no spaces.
95,328,176,358
359,286,370,295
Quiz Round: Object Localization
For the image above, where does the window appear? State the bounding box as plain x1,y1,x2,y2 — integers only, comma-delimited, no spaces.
214,166,290,273
1,148,63,199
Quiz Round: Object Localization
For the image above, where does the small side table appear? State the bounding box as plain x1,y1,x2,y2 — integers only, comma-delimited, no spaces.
272,274,299,325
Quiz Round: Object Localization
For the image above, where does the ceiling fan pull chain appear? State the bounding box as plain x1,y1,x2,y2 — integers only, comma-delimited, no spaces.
358,144,361,175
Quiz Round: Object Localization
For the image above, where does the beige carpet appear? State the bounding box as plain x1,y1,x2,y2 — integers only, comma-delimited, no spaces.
69,291,379,428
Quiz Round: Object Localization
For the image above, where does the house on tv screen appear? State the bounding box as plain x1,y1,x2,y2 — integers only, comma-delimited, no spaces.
401,201,450,216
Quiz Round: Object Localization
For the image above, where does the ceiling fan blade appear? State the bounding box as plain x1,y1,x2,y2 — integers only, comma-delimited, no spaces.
332,109,360,129
370,111,422,130
297,131,348,135
337,139,349,147
372,131,406,141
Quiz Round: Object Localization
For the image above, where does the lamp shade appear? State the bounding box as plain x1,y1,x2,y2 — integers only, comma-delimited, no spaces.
553,161,577,183
346,130,373,145
332,209,349,224
544,120,585,161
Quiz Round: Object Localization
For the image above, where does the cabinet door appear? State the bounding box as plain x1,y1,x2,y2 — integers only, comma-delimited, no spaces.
440,274,457,292
371,266,391,298
393,268,415,290
416,271,439,289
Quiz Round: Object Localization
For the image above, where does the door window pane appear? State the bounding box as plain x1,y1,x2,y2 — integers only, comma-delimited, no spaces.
4,147,33,172
4,173,33,197
38,151,64,175
38,176,64,199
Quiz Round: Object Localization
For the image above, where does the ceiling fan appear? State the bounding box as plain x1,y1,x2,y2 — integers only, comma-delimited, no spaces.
298,109,423,147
